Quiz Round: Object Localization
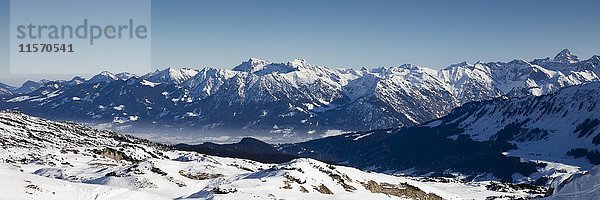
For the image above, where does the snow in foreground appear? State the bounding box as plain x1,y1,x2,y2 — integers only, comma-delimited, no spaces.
0,110,560,199
0,147,539,200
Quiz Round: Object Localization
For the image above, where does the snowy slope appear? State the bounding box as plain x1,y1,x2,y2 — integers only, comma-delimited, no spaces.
0,82,14,97
544,165,600,200
0,110,545,199
441,82,600,168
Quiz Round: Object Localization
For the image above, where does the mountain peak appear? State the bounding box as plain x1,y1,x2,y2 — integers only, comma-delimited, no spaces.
144,67,198,84
14,80,44,94
233,58,305,75
66,76,86,86
287,59,319,71
232,58,271,73
20,80,39,87
87,71,118,84
507,59,531,65
248,57,268,63
446,61,471,69
114,72,137,80
99,71,114,76
396,64,422,71
553,49,579,63
288,58,309,67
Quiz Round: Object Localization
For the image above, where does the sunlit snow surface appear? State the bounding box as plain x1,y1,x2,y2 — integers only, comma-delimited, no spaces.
544,165,600,200
0,110,546,200
0,149,541,200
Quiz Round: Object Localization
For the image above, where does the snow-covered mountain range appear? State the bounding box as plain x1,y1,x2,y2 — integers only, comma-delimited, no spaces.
0,110,546,199
0,49,598,137
1,50,598,199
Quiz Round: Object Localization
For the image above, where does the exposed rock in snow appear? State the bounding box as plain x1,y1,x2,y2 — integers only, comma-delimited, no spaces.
553,49,580,63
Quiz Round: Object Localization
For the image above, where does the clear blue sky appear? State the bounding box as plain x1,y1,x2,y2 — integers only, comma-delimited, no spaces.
2,0,600,85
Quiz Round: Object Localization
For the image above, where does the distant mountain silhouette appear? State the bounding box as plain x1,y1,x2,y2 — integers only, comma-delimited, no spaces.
173,137,298,163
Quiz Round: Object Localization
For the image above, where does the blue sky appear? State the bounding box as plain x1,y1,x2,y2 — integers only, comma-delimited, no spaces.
2,0,600,85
